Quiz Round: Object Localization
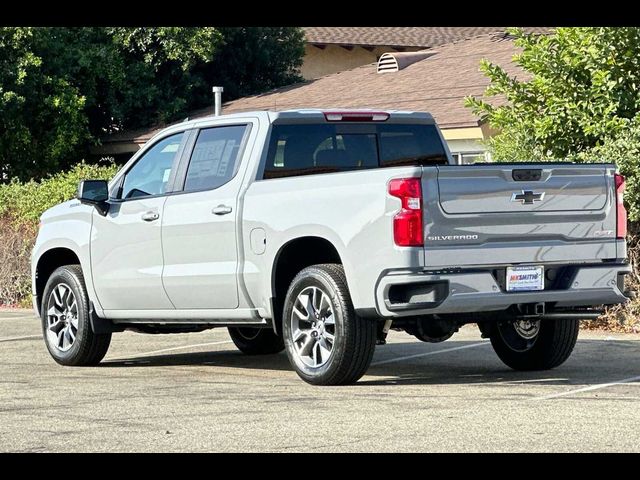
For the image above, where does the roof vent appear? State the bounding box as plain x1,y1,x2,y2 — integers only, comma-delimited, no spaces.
377,50,435,73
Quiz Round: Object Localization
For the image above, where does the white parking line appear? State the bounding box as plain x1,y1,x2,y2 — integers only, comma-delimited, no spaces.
106,340,234,362
0,335,41,343
371,341,489,366
533,374,640,400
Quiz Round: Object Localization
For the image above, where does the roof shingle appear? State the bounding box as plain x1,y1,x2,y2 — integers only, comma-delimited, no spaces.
303,26,550,48
104,31,535,146
222,33,526,129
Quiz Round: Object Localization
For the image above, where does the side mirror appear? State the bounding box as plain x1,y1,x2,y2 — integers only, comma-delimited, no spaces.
77,180,110,216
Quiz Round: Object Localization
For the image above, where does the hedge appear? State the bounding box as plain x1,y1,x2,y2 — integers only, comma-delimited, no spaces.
0,161,118,224
0,161,117,306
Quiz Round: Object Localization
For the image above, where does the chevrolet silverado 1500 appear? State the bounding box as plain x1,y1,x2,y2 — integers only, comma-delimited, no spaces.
32,109,631,384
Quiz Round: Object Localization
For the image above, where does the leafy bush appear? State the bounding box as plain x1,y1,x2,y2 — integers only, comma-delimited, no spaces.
0,217,36,306
466,27,640,156
571,117,640,221
0,161,118,305
0,161,118,224
583,224,640,333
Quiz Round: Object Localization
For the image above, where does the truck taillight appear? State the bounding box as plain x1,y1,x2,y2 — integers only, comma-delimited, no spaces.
615,173,627,239
388,178,423,247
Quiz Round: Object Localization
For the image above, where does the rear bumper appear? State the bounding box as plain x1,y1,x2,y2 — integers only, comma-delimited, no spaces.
375,263,632,318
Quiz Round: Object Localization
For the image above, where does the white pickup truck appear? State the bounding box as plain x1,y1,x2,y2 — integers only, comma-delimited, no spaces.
32,109,631,385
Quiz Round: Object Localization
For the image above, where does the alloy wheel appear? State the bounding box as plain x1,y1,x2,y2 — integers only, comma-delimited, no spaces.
290,286,336,368
45,283,79,352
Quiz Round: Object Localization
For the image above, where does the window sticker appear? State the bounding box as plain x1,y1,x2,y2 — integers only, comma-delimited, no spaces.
161,143,180,153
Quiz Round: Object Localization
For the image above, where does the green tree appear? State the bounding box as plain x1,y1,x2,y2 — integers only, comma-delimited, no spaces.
466,27,640,159
0,27,304,182
206,27,305,100
0,28,88,181
465,27,640,220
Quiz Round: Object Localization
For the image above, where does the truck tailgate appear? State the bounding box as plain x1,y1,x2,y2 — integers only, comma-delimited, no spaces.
422,163,622,268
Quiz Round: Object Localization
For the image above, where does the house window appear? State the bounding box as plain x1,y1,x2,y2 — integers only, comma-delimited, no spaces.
451,151,488,165
460,152,486,164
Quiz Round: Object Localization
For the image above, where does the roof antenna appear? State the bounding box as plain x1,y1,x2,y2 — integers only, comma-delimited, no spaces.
212,86,224,116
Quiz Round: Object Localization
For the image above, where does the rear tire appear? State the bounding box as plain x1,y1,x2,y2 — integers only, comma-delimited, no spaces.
41,265,111,366
228,327,284,355
282,264,376,385
490,318,579,371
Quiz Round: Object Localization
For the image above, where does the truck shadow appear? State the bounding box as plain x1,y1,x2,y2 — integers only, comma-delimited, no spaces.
103,349,292,369
100,338,640,388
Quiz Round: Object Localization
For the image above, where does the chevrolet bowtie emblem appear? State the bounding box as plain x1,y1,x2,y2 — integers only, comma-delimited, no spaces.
511,190,545,204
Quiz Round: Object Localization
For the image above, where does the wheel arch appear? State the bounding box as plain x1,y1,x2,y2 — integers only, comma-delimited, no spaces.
34,247,82,316
270,236,344,335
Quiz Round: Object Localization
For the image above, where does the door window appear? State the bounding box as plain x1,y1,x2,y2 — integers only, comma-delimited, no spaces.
183,125,248,192
120,132,184,199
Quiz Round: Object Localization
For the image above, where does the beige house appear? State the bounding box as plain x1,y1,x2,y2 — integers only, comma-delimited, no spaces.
300,27,527,80
98,31,537,164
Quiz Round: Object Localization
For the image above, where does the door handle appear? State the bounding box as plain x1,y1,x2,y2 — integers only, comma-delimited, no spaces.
212,205,232,215
141,211,160,222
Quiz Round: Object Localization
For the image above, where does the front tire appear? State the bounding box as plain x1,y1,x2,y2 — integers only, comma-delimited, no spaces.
490,318,579,371
282,264,376,385
228,327,284,355
41,265,111,366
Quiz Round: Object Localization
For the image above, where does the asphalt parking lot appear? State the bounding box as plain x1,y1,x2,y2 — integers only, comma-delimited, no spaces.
1,308,639,452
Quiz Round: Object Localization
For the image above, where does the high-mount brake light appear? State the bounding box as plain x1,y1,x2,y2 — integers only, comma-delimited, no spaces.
323,111,390,122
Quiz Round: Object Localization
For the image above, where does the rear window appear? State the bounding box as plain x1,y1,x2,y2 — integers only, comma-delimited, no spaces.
262,123,448,179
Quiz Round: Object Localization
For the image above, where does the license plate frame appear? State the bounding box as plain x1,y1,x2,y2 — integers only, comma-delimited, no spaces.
506,265,544,292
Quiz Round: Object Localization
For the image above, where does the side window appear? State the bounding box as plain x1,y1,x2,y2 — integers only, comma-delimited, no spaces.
120,133,184,199
183,125,247,192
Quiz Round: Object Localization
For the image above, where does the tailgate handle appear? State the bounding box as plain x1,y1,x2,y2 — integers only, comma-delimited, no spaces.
512,169,542,181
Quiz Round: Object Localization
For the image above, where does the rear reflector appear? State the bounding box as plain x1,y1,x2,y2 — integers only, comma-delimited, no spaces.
388,178,423,247
324,111,390,122
615,173,627,239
